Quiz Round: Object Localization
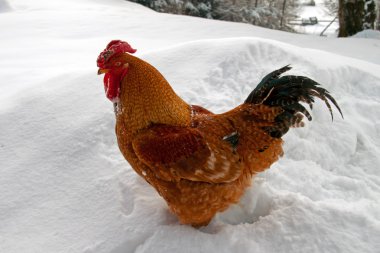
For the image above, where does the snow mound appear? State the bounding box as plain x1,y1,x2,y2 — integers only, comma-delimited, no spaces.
2,37,380,253
352,29,380,40
0,0,11,12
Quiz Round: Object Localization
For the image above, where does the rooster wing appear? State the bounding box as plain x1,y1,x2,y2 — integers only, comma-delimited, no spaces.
132,124,245,183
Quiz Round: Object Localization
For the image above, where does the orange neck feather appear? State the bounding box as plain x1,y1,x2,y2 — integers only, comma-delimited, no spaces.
117,54,191,135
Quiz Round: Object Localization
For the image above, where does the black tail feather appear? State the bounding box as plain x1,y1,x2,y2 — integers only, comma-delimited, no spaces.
245,65,343,138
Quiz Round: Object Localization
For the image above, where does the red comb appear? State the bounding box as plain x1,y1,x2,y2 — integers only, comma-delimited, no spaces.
97,40,137,68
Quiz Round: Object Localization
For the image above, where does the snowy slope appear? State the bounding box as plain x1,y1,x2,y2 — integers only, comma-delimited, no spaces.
1,1,380,253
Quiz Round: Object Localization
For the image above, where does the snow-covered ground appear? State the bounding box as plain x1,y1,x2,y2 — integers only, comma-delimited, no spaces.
294,0,339,36
1,0,380,252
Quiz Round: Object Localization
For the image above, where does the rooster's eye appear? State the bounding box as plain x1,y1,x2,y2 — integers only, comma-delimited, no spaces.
114,62,122,67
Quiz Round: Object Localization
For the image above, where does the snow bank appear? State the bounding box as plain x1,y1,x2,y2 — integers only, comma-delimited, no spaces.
0,0,11,12
352,29,380,40
2,37,380,253
1,0,380,253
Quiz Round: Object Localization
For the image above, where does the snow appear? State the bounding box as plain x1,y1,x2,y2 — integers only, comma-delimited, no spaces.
1,0,380,252
353,29,380,39
0,0,11,12
294,0,338,36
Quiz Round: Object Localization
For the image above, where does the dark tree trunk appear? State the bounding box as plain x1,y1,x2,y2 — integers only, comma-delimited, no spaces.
338,0,365,37
280,0,287,28
363,0,376,29
378,2,380,30
378,0,380,30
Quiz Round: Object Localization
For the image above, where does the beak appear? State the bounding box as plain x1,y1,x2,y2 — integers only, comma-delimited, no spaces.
98,68,109,75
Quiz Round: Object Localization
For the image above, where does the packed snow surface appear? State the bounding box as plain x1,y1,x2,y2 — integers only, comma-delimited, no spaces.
1,0,380,253
353,29,380,40
0,0,11,12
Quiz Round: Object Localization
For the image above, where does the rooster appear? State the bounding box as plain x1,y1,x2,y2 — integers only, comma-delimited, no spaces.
97,40,342,227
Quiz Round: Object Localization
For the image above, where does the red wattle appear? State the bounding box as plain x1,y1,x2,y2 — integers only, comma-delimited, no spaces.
104,73,120,103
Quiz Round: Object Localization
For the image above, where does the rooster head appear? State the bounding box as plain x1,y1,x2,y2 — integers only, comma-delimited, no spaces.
97,40,137,103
